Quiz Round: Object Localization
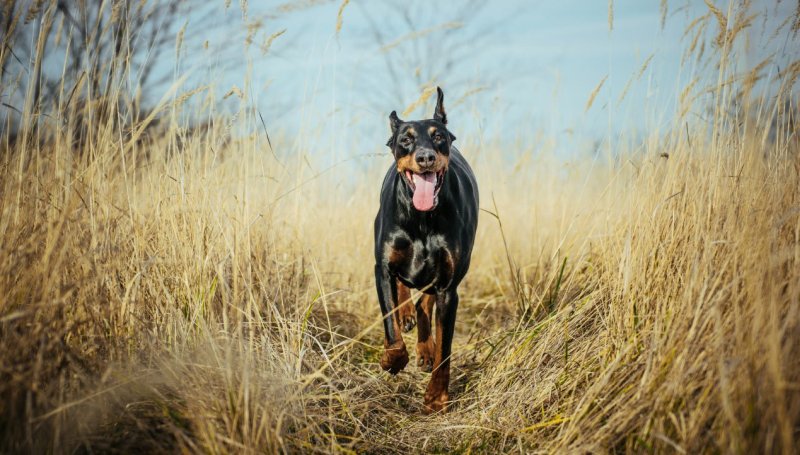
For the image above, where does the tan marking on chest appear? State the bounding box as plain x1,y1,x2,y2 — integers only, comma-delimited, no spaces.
386,241,413,266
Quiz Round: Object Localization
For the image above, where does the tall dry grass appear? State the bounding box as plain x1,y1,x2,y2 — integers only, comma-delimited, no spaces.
1,1,799,453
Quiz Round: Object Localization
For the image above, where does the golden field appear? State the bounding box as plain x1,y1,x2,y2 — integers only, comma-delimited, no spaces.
1,1,799,453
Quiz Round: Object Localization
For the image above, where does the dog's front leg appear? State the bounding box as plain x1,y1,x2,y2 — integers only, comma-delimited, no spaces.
415,294,436,372
375,264,409,374
424,289,459,413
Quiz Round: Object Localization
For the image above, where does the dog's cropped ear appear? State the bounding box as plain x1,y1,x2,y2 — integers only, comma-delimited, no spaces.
387,110,402,147
433,86,447,125
389,110,402,133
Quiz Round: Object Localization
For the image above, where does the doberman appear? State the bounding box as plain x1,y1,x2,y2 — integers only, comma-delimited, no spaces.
374,87,479,413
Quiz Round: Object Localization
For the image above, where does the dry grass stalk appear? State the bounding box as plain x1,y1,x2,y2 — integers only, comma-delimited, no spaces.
1,2,799,454
335,0,349,36
402,85,437,117
705,0,728,48
585,74,608,112
380,22,463,53
260,29,286,56
618,53,654,103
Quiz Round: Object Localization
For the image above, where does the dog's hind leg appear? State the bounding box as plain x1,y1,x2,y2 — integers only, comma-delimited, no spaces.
397,280,417,332
415,294,435,372
424,289,459,413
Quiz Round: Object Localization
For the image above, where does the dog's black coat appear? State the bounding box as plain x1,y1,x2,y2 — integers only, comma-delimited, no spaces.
374,148,478,317
373,87,478,412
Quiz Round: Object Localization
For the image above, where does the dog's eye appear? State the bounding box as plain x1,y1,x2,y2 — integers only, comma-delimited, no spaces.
400,137,413,147
433,133,444,142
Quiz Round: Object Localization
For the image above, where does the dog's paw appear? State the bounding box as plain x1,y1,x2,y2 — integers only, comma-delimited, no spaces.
398,302,416,332
402,314,416,332
423,389,449,414
416,341,434,373
380,342,409,375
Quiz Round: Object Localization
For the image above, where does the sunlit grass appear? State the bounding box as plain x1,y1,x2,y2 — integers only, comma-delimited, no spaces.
1,1,798,453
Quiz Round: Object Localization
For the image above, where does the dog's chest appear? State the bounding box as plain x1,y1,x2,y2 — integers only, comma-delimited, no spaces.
385,230,455,290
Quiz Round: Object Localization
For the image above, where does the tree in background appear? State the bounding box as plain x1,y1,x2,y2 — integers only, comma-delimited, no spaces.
0,0,209,149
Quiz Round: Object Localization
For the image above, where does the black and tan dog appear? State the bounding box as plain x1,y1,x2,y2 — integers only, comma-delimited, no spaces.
374,87,478,413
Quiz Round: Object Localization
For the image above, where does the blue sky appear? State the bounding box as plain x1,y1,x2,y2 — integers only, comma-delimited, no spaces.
174,0,797,159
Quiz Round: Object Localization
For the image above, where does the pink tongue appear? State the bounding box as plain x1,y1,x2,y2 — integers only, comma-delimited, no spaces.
411,172,437,211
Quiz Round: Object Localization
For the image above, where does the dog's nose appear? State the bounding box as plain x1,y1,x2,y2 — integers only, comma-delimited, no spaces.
415,150,436,168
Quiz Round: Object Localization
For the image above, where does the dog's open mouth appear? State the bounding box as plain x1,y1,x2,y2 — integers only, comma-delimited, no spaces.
404,170,445,211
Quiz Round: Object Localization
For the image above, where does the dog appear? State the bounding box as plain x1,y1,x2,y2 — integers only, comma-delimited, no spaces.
373,87,479,413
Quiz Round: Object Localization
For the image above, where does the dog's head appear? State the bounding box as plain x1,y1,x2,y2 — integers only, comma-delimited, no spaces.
386,87,457,212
